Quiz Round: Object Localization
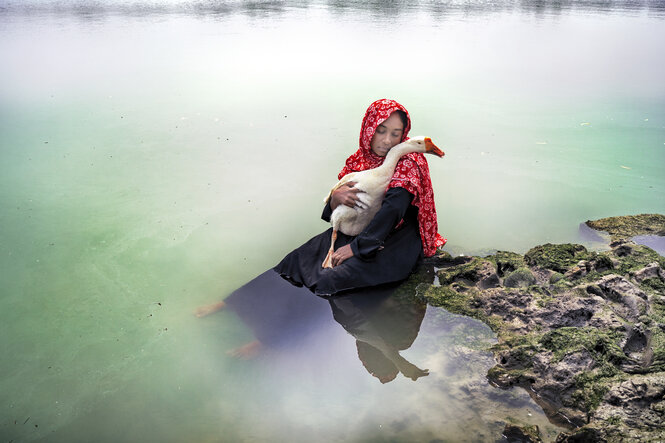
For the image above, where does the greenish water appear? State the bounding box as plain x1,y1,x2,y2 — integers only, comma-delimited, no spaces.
1,1,664,441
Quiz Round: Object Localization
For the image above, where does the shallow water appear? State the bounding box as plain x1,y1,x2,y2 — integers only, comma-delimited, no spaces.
1,1,664,441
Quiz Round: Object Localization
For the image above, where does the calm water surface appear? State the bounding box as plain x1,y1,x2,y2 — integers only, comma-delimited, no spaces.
1,1,664,441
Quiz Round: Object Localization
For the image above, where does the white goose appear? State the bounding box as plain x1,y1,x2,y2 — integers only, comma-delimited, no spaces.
322,136,444,268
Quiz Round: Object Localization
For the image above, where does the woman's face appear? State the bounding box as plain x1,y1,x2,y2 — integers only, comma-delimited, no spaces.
370,112,405,157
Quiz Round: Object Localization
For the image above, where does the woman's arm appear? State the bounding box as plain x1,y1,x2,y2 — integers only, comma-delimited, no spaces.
322,181,363,222
329,187,414,266
351,187,414,258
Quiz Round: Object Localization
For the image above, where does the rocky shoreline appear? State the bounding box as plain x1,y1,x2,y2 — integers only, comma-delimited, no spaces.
415,214,665,442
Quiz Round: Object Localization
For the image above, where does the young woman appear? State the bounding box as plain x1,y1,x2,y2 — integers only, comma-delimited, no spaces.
274,98,446,295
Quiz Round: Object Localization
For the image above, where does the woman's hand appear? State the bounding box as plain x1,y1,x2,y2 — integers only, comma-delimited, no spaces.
330,182,363,211
330,244,353,267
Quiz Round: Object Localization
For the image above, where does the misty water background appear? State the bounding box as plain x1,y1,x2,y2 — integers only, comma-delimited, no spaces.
1,0,664,441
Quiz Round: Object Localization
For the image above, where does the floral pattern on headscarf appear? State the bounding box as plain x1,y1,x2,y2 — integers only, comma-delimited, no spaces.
338,99,446,257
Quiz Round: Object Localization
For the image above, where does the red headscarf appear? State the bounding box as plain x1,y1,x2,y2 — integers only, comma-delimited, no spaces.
338,99,446,257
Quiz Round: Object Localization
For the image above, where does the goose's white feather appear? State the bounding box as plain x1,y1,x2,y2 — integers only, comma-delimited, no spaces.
327,136,430,237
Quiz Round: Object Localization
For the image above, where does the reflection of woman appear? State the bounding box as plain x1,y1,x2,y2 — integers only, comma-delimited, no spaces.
328,283,429,382
203,270,333,359
197,270,431,379
275,98,446,295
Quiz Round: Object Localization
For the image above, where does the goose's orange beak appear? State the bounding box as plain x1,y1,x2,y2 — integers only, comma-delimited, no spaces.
425,137,445,157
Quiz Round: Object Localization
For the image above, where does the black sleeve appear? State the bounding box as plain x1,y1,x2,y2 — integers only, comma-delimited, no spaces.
349,187,414,259
321,200,333,222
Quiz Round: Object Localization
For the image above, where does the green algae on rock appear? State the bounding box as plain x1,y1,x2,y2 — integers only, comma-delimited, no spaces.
503,423,543,442
416,214,665,442
524,243,590,273
504,267,537,288
585,214,665,241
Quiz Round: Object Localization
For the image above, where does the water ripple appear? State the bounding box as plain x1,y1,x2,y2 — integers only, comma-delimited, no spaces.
2,0,665,20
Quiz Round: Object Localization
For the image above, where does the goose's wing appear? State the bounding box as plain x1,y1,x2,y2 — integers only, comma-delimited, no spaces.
324,172,359,203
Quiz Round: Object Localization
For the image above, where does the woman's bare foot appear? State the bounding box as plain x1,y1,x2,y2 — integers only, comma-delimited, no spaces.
194,301,226,318
397,359,429,381
393,355,429,381
227,340,262,360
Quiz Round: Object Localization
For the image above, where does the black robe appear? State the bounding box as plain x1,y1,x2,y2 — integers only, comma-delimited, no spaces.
274,187,423,296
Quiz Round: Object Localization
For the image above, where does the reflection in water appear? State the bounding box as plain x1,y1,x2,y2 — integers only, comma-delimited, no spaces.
633,235,665,256
220,269,430,382
2,0,665,19
222,270,332,353
330,284,429,383
202,268,566,441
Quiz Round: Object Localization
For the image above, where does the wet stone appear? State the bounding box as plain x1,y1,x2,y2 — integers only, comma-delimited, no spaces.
417,213,665,441
503,423,543,442
504,268,537,288
632,262,665,283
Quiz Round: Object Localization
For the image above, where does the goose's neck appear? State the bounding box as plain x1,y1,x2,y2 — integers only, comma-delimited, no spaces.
375,142,412,176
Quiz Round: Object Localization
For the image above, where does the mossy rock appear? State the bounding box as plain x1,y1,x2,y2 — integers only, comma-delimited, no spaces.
538,328,626,413
556,426,606,442
394,264,435,299
575,253,615,281
552,278,574,294
419,286,505,332
593,254,615,271
549,272,565,284
613,244,665,276
487,365,534,388
422,250,454,266
504,267,537,288
575,253,618,284
436,257,493,286
502,423,543,443
586,214,665,241
489,250,526,277
648,328,665,372
493,333,541,367
572,370,614,412
524,243,589,273
539,327,625,365
411,217,665,439
640,277,665,293
519,425,542,443
649,293,665,322
418,285,473,315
